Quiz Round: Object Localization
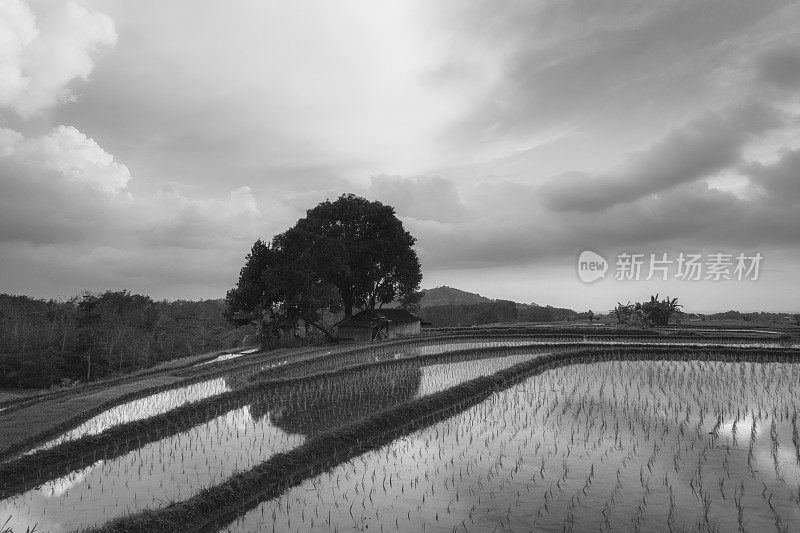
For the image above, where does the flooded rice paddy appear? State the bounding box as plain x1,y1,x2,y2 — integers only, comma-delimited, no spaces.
195,347,261,367
228,358,800,532
2,336,798,532
13,336,714,456
18,337,789,454
24,378,231,455
0,350,553,531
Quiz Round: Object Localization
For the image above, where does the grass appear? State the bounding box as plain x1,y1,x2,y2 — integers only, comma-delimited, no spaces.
1,517,37,533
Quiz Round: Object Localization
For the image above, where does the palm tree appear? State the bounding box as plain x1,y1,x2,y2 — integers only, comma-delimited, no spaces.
642,294,683,326
613,301,634,324
664,297,683,324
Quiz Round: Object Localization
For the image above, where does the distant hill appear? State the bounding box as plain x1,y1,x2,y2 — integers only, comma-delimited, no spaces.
387,285,581,325
419,286,492,307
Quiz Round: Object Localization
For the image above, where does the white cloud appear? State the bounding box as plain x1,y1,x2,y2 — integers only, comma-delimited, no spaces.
3,124,131,193
0,0,117,118
229,186,258,214
0,0,38,105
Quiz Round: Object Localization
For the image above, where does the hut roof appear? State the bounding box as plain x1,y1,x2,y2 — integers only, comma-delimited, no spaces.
335,309,428,328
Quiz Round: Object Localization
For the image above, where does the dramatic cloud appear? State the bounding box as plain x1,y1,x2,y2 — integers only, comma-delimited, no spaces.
370,162,800,274
1,0,799,310
539,103,782,212
0,0,117,118
436,0,789,152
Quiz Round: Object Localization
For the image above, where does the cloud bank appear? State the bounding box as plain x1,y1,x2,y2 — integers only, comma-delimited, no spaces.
1,0,799,311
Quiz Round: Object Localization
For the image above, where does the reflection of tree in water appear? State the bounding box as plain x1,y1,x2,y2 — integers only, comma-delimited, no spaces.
247,362,423,437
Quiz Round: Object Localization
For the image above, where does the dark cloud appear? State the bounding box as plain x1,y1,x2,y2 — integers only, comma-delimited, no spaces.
757,46,800,90
373,168,800,272
538,103,782,212
0,157,116,245
744,148,800,205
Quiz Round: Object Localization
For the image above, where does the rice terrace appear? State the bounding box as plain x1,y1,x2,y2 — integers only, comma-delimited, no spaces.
2,318,800,531
3,0,800,531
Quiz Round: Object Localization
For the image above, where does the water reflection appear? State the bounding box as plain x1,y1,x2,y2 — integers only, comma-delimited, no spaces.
231,358,800,533
248,363,423,437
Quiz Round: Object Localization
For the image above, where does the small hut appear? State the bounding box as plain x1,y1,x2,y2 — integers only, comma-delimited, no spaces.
335,309,428,342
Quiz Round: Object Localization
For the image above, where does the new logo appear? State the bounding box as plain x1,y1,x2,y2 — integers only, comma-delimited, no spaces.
578,251,608,283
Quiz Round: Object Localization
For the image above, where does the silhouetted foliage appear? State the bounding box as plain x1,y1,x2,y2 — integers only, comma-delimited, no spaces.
517,304,580,322
294,194,422,317
0,292,237,389
613,302,635,324
640,295,682,327
226,194,422,347
420,300,518,327
611,295,682,328
707,310,797,323
224,233,343,349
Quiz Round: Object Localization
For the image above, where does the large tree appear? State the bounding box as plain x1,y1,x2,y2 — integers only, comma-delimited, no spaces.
225,194,423,348
225,231,344,349
294,194,422,317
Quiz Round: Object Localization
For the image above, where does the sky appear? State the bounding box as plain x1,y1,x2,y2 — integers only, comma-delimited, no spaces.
1,0,799,313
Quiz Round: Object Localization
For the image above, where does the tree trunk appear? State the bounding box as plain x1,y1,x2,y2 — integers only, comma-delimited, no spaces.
258,316,268,351
258,315,280,351
308,321,336,343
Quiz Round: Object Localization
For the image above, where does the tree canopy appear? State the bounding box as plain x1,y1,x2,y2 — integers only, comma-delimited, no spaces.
294,194,422,316
611,295,682,327
225,194,422,347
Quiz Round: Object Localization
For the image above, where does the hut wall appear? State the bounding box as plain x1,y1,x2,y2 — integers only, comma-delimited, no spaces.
386,321,421,338
336,326,374,342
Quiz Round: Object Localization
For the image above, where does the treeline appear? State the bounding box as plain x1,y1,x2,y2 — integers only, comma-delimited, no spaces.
517,304,581,322
707,310,800,324
0,292,239,389
420,300,519,327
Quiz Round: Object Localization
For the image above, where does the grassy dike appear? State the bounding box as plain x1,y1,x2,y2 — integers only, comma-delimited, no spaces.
85,344,800,532
252,332,788,383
